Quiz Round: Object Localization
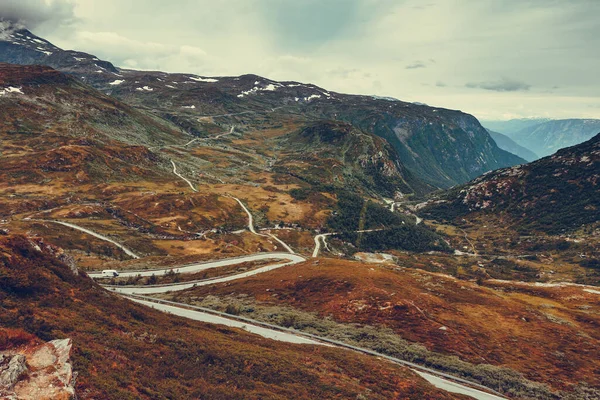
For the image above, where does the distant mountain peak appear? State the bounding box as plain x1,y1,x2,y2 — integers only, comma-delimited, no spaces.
0,25,119,75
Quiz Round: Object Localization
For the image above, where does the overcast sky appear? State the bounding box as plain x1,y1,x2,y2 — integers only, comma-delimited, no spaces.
2,0,599,120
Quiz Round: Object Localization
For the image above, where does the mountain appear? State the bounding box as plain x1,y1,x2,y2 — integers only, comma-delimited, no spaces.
0,21,118,75
487,129,539,161
481,118,551,136
300,98,526,188
422,133,600,234
0,62,186,191
0,22,525,190
276,120,435,197
509,119,600,158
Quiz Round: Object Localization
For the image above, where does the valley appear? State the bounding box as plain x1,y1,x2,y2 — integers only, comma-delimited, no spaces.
0,17,599,400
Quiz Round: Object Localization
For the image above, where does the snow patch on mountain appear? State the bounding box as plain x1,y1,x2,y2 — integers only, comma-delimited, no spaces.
0,86,24,96
190,76,219,83
109,80,124,86
237,83,278,98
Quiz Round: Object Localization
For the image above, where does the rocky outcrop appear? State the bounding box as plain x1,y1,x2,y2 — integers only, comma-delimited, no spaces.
0,339,75,400
422,133,600,233
278,121,435,197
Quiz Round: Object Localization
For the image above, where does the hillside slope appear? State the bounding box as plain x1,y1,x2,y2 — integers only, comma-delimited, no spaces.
422,133,600,233
275,121,434,197
0,234,466,399
169,257,600,399
0,62,185,206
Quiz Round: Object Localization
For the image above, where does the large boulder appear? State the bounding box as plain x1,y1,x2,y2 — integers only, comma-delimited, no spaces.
0,339,75,400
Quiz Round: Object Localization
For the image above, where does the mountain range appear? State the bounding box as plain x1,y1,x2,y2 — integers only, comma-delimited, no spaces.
0,22,525,192
483,118,600,159
486,129,539,161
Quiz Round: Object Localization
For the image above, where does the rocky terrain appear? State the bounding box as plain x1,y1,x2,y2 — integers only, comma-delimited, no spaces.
0,336,75,400
422,133,600,234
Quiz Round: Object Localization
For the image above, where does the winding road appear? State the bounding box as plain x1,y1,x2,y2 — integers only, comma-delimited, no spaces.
38,213,506,398
39,220,140,259
124,295,505,400
170,160,198,192
128,296,322,345
89,253,302,279
229,195,295,254
102,254,305,295
312,229,386,258
312,233,334,258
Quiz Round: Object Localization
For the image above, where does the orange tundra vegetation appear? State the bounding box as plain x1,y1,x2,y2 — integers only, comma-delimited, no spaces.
177,257,600,393
0,234,469,400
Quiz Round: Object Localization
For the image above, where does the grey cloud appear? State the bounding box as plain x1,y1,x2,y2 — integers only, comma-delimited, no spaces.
327,67,360,78
0,0,75,30
406,62,425,69
258,0,395,51
465,77,531,92
435,81,446,87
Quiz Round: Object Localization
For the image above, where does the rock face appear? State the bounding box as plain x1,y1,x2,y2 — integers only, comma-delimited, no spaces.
277,121,435,197
0,339,75,400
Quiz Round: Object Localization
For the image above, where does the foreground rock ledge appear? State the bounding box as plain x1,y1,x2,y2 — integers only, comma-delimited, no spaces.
0,338,75,400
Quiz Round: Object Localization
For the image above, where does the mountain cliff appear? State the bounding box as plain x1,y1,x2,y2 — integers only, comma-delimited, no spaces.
276,121,435,197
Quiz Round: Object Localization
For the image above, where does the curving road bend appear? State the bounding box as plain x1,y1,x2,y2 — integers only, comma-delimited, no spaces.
89,253,303,279
101,254,305,295
229,196,295,254
312,233,334,258
214,125,235,139
312,229,385,258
